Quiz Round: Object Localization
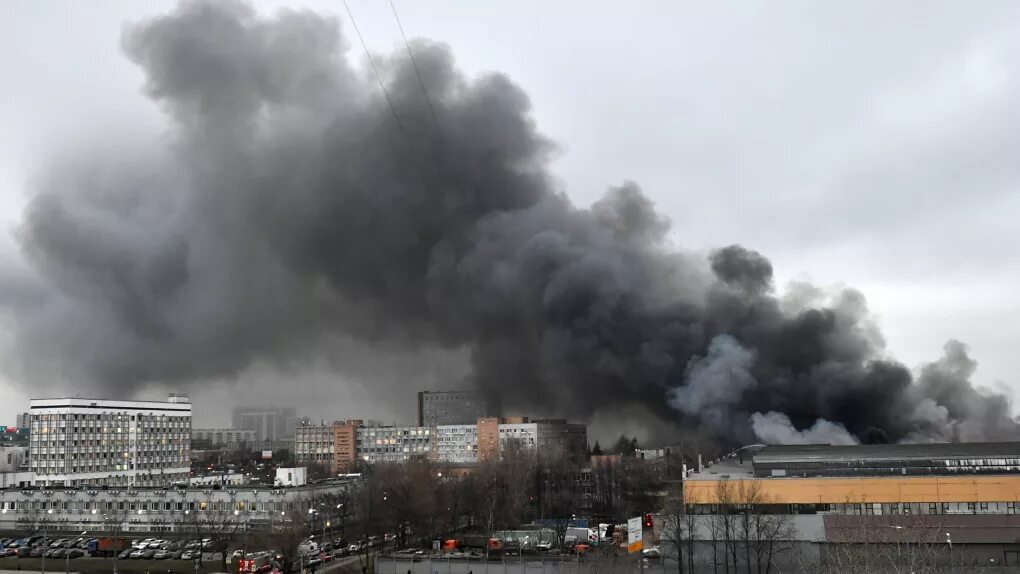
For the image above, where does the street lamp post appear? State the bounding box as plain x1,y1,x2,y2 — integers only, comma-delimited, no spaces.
337,504,345,540
42,507,54,574
99,510,121,574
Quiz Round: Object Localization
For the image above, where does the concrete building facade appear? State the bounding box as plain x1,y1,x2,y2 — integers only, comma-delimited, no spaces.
27,396,191,488
294,422,335,470
434,425,478,464
333,420,360,473
356,425,431,464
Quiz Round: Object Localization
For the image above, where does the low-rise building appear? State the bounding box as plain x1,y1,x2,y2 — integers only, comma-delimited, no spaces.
188,473,247,487
275,467,307,487
0,477,358,534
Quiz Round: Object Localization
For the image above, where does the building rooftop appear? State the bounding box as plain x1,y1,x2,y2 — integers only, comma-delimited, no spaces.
754,442,1020,464
688,456,755,480
686,442,1020,481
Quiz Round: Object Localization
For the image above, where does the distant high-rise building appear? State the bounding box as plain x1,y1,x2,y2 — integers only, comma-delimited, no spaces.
192,428,257,448
15,412,30,428
231,406,297,442
417,391,486,427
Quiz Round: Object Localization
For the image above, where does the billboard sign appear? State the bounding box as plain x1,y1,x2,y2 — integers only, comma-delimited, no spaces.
261,450,273,460
627,516,643,553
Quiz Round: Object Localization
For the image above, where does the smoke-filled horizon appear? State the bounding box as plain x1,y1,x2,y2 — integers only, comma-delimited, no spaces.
4,0,1018,446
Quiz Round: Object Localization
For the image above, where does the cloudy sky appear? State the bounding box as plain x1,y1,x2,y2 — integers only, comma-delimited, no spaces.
1,1,1018,432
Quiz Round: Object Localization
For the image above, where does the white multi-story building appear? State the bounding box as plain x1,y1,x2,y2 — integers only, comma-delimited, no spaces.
434,425,478,464
356,425,431,464
27,396,192,487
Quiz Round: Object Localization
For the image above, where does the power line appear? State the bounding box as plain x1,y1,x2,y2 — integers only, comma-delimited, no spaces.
342,0,408,139
388,0,439,125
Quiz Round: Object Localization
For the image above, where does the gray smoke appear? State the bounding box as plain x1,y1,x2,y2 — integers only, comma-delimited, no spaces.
750,411,859,446
3,0,1018,446
668,335,757,442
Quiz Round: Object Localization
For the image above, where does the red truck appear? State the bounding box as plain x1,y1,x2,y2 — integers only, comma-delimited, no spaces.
87,537,131,557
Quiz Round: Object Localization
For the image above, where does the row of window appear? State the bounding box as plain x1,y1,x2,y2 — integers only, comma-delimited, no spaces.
30,414,189,422
687,501,1020,516
31,451,188,460
2,499,308,513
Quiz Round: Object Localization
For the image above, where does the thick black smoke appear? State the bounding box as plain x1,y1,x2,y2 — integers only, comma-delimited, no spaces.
5,0,1018,444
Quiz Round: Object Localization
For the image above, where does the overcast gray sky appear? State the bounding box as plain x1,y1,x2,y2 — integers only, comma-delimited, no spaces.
1,1,1018,434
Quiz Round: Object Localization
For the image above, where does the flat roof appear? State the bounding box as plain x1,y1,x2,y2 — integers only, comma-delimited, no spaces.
754,442,1020,463
29,398,192,411
688,456,755,480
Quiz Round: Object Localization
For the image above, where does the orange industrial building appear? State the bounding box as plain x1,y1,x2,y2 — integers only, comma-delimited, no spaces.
680,442,1020,568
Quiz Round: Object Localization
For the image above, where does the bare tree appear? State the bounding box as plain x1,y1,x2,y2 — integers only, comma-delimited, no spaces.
659,481,691,574
715,481,738,574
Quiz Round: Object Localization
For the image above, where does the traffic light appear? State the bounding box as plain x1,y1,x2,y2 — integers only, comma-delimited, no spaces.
643,513,653,528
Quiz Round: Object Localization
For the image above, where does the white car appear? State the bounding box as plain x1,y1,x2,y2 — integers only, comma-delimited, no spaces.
642,546,661,559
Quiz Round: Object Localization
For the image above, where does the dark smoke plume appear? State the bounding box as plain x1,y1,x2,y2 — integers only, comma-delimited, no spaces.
5,0,1018,445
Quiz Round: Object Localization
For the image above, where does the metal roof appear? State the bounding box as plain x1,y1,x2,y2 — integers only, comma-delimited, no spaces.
753,442,1020,463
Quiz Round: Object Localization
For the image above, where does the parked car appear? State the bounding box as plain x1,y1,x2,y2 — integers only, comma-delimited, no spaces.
180,549,197,560
67,549,86,559
153,549,173,560
171,549,185,559
642,546,661,559
118,548,134,559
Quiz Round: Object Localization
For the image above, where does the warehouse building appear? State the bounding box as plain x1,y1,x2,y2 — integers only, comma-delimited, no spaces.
680,442,1020,569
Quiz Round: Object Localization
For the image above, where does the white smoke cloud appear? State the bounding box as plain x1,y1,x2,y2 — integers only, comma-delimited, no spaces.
750,410,859,445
